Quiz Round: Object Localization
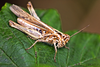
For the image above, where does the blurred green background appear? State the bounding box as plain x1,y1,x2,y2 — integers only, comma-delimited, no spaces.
0,0,99,34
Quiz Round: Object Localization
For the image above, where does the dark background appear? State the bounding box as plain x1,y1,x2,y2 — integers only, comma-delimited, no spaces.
0,0,100,34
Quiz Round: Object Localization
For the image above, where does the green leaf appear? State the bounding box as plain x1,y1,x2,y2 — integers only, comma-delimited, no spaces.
0,3,100,67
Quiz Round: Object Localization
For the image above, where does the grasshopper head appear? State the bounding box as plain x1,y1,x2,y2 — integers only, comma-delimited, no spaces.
57,34,70,48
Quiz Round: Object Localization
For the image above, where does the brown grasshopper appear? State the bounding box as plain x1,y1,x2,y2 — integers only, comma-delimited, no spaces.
9,1,89,62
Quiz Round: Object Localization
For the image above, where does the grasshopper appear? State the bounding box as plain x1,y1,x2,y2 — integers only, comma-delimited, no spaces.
9,1,89,62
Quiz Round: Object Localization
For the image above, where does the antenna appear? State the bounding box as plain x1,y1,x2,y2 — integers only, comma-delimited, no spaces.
70,25,90,37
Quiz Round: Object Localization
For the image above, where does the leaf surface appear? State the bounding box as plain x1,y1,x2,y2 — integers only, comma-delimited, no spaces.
0,3,100,67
